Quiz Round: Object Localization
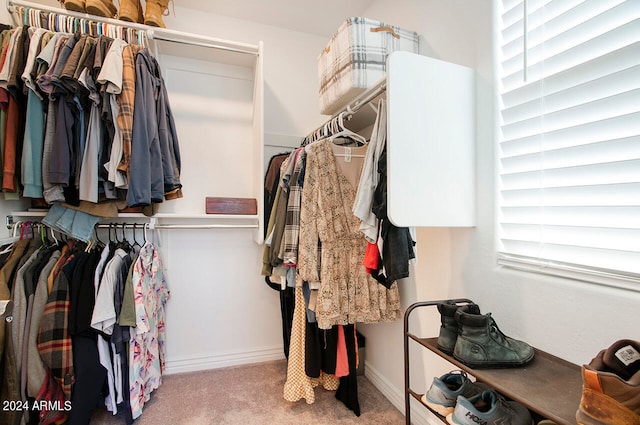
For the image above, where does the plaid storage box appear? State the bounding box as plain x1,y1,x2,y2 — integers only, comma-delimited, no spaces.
318,17,419,115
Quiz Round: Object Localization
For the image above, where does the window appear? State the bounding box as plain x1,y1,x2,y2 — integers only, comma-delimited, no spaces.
497,0,640,290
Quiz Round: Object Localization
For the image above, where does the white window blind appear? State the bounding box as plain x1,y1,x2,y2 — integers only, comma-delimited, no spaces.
497,0,640,290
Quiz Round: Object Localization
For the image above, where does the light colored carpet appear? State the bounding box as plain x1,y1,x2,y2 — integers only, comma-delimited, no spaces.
89,359,406,424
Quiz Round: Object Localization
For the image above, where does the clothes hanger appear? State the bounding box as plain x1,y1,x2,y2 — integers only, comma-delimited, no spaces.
131,224,141,249
0,221,21,254
143,223,150,245
327,111,367,147
49,226,59,246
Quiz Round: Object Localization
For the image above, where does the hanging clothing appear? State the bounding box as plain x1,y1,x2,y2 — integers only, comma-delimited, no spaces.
353,99,386,243
127,49,182,208
371,146,415,285
334,324,360,416
27,250,61,397
283,285,316,403
298,139,401,330
0,24,183,216
20,27,47,199
129,241,170,419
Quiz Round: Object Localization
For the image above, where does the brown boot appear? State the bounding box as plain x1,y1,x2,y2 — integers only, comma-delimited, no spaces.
144,0,170,28
119,0,144,24
576,340,640,425
85,0,117,18
62,0,86,13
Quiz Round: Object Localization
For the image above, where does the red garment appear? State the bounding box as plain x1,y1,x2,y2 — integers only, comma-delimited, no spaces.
335,325,349,378
36,370,69,425
363,241,379,274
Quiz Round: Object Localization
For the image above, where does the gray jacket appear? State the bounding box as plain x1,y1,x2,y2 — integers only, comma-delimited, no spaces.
127,49,182,207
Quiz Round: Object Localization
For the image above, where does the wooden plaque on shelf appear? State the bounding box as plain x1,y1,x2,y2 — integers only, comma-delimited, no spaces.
205,197,257,215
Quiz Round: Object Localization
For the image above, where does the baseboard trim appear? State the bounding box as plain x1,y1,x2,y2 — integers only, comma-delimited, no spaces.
364,361,441,425
164,346,285,375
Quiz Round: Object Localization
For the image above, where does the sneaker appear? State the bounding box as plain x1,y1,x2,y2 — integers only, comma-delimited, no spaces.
445,390,533,425
576,339,640,425
420,370,488,416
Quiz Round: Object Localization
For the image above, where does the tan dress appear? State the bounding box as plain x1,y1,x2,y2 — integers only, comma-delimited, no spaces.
298,139,400,330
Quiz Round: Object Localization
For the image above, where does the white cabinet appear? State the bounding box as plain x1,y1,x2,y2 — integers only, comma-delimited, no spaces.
387,52,475,227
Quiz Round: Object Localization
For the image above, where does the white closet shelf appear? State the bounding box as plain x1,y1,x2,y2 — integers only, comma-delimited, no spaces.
6,0,260,67
8,211,259,229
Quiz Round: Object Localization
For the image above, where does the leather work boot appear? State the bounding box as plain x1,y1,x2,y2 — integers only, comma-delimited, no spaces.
85,0,117,18
576,339,640,425
119,0,144,24
437,300,481,355
453,310,534,368
62,0,86,13
145,0,171,28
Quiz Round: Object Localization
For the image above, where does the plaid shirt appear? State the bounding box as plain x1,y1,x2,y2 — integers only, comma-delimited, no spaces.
116,44,141,178
283,148,305,266
37,253,75,400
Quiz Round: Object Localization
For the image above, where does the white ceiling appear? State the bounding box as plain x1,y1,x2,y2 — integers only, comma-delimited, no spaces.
176,0,375,37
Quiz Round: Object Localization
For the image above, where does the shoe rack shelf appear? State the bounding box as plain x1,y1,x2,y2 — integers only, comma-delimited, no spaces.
404,299,583,425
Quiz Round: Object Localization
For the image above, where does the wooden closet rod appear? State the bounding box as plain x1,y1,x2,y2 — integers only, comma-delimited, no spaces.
5,0,260,55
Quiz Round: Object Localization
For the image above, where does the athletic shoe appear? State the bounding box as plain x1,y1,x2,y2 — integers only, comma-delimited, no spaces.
445,389,533,425
420,370,488,416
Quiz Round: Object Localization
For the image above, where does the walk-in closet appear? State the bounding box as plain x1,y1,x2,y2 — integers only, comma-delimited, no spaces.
0,1,638,424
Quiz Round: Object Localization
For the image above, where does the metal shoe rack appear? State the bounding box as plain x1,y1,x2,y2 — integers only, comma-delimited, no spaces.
404,299,583,425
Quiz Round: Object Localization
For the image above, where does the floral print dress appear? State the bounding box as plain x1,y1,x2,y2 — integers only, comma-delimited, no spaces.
129,242,170,419
298,139,400,330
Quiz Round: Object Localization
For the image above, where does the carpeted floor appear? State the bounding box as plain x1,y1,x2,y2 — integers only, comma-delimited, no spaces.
89,359,405,424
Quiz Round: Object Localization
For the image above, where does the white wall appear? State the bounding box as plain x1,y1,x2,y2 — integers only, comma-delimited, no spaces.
357,1,640,423
3,1,639,421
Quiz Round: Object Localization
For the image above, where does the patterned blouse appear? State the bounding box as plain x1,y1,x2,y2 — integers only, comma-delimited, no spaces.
129,242,170,419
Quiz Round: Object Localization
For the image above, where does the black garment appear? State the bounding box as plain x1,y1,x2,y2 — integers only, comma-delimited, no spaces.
68,335,107,425
70,250,100,337
335,324,360,417
67,251,90,337
113,253,133,425
371,147,415,286
280,286,294,360
305,323,338,378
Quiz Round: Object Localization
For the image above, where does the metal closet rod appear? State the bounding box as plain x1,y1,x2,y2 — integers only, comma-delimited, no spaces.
96,221,258,230
5,0,260,56
312,78,387,136
150,223,258,229
97,220,257,230
6,214,258,230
